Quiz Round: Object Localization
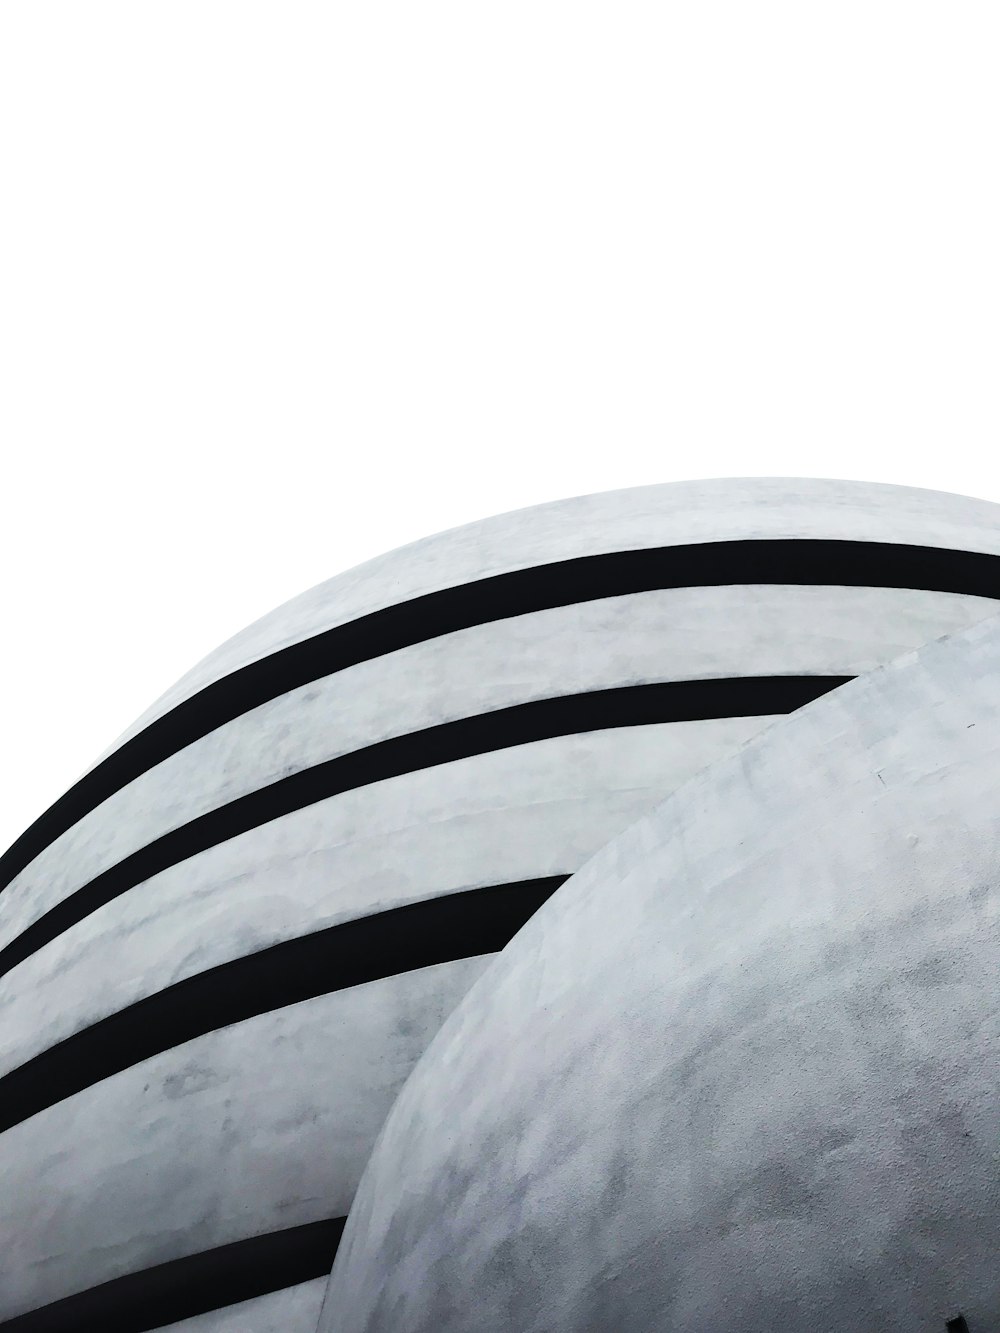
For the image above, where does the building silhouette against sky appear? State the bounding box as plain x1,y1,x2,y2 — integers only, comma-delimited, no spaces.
0,480,997,1331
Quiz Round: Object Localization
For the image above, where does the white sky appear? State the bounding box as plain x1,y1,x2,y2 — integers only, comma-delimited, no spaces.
1,2,999,856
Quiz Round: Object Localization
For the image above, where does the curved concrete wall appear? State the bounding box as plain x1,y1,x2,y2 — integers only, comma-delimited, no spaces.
93,475,1000,741
3,479,1000,1328
326,613,1000,1333
17,581,973,953
159,1280,327,1333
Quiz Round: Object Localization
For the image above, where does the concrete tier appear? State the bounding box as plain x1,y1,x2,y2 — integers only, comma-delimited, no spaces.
4,479,1000,1327
325,614,1000,1332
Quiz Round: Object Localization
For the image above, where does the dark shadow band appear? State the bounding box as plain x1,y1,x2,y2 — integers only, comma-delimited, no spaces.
0,1217,345,1332
0,676,846,980
2,538,996,892
0,876,566,1134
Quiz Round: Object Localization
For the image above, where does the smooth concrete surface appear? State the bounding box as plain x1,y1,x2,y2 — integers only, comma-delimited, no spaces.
324,613,1000,1333
154,1279,327,1333
95,478,1000,750
8,584,995,950
0,958,489,1321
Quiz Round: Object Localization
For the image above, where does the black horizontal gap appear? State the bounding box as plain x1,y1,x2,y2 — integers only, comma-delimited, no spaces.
0,1216,345,1333
2,539,996,894
0,876,565,1134
0,677,846,981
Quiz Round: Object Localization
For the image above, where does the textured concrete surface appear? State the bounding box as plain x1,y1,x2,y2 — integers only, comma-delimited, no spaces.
325,613,1000,1333
94,477,1000,750
0,722,770,1078
5,479,1000,1325
0,958,489,1319
10,583,993,948
153,1279,327,1332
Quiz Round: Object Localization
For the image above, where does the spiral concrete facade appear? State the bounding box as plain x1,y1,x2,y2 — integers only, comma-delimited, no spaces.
326,611,1000,1333
1,478,999,1330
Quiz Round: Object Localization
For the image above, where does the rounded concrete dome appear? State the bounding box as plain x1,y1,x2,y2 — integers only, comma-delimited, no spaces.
2,479,1000,1329
324,611,1000,1333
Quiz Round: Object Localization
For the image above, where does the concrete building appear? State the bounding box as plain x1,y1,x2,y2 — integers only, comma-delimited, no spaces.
0,479,998,1331
327,610,1000,1333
